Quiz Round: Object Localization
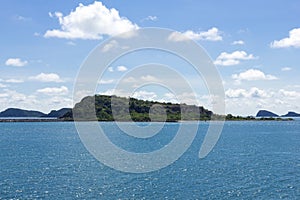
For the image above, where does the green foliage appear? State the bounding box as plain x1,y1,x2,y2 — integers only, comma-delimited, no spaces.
62,95,213,121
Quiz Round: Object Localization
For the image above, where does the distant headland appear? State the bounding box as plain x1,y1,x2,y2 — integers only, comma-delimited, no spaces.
256,110,300,118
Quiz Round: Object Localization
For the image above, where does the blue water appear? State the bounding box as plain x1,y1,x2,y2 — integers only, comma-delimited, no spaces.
0,121,299,199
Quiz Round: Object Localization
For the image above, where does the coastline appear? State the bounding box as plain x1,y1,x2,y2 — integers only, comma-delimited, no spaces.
0,117,294,123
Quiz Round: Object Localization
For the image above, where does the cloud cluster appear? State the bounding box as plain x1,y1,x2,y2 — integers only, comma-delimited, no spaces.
168,27,222,42
226,87,271,99
44,1,138,40
271,28,300,48
214,51,256,66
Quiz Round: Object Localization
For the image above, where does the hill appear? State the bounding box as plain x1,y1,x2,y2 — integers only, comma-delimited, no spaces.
45,108,72,118
281,112,300,117
61,95,213,121
0,108,45,117
256,110,279,117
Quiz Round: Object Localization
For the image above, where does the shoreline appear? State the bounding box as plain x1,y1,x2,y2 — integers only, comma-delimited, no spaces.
0,118,294,123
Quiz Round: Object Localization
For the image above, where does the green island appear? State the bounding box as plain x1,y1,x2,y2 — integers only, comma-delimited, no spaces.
60,95,293,122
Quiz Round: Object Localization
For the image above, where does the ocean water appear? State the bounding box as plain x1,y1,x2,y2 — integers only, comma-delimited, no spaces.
0,121,299,199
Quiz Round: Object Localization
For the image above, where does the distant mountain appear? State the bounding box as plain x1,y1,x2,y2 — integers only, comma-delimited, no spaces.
0,108,71,118
256,110,279,117
0,108,45,117
44,108,72,118
281,112,300,117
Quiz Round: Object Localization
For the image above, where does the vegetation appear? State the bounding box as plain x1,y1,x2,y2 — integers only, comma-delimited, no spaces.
61,95,294,122
61,95,213,121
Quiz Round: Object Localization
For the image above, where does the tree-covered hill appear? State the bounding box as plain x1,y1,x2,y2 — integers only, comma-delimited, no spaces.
61,95,213,121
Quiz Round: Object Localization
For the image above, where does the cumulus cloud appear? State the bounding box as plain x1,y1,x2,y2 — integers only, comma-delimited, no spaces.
271,28,300,48
232,69,277,84
117,65,128,72
44,1,139,40
5,58,28,67
232,40,245,45
37,86,69,95
29,73,63,82
214,51,256,66
168,27,222,42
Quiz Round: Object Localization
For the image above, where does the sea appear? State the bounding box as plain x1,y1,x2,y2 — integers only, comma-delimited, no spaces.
0,121,299,199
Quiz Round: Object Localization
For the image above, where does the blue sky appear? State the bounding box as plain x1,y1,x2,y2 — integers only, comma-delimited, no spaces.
0,0,299,115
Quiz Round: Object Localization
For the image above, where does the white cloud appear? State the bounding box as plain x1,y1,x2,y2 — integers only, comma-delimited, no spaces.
232,40,245,45
98,79,114,84
5,79,24,83
271,28,300,48
117,65,128,72
37,86,69,96
168,27,222,42
214,51,256,66
281,67,292,71
29,73,63,82
5,58,28,67
232,69,277,83
44,1,139,40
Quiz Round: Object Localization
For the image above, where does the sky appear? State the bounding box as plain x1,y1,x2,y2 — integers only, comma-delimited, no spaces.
0,0,299,116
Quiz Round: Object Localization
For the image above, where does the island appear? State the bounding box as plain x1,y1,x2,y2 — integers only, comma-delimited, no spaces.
0,95,295,122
